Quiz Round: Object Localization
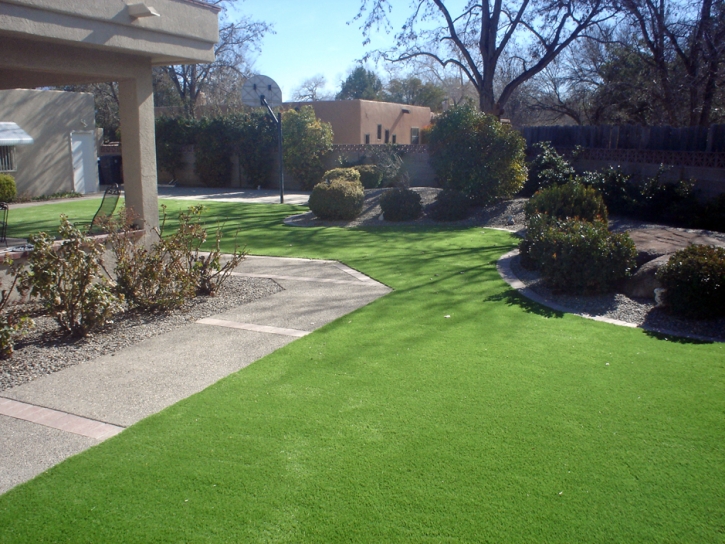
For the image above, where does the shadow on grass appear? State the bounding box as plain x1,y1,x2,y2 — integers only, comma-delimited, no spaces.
642,329,714,345
486,289,565,319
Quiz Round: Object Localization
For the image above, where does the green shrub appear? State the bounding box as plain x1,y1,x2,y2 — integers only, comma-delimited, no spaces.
579,167,639,216
309,179,365,220
428,104,527,204
429,189,470,221
0,262,33,359
380,187,422,221
352,164,383,189
283,106,334,190
656,245,725,319
322,168,361,183
520,216,637,294
0,173,17,202
522,142,576,196
20,217,123,336
525,181,608,223
155,116,195,178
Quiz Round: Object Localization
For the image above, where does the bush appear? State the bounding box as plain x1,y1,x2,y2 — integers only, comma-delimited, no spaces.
20,217,122,336
579,167,639,216
0,262,33,359
322,168,361,183
428,104,527,204
108,206,245,310
380,187,422,221
308,179,364,220
155,116,195,178
352,164,383,188
0,173,17,202
429,189,470,221
368,145,408,187
283,106,334,190
522,142,576,196
525,181,608,223
656,245,725,319
520,216,637,294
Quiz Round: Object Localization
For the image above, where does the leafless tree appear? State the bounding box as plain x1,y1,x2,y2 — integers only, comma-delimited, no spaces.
160,1,272,117
292,75,334,101
355,0,617,117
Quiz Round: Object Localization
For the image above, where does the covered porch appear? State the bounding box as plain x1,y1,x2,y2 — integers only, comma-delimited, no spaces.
0,0,220,230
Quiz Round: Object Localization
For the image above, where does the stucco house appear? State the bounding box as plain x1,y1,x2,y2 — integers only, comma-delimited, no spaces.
0,0,220,229
284,100,432,145
0,89,99,197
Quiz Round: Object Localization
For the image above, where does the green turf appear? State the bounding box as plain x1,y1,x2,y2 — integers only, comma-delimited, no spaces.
1,199,723,542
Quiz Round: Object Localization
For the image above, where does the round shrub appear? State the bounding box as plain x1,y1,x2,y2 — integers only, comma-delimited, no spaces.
0,173,17,202
522,141,575,196
352,164,383,189
579,167,638,216
428,104,527,204
656,244,725,319
520,217,637,294
429,189,470,221
525,181,608,223
308,179,364,220
322,168,360,183
380,187,422,221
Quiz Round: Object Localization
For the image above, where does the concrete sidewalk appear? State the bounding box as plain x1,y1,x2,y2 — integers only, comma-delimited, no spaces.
0,256,390,495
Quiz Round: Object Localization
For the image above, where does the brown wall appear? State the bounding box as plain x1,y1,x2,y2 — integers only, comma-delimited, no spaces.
284,100,432,145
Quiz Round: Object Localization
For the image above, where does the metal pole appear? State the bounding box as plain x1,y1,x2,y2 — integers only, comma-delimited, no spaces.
262,97,284,204
277,110,284,204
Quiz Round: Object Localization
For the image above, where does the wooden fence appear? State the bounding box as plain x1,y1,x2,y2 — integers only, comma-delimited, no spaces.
521,125,725,153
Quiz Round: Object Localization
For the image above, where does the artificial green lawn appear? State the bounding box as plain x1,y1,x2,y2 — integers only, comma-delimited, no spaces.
1,199,723,542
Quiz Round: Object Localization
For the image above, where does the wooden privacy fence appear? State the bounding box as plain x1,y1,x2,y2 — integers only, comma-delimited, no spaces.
522,125,725,153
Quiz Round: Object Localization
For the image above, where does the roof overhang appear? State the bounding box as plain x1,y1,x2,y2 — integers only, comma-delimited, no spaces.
0,122,34,145
0,0,219,89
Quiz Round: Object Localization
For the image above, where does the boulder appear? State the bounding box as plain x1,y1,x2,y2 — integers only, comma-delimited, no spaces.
621,254,672,299
628,228,725,267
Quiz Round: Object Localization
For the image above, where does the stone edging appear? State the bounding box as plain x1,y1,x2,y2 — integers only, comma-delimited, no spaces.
497,248,723,343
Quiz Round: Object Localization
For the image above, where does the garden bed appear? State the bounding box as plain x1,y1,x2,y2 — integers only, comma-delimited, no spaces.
0,275,282,392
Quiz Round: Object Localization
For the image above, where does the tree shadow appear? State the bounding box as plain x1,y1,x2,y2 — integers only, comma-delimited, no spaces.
485,289,565,319
641,329,714,345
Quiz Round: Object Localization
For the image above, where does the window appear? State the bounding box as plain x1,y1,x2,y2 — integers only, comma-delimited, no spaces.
384,129,390,144
377,124,382,140
392,134,397,144
364,134,370,144
0,147,16,172
410,128,420,145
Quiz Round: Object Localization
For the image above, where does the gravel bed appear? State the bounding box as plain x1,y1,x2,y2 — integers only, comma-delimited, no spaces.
509,253,725,342
0,276,283,392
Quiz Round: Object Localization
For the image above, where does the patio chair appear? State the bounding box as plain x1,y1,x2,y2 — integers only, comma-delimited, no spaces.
87,184,122,234
0,202,7,245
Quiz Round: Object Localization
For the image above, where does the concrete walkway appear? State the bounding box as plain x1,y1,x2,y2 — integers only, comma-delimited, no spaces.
0,256,390,495
157,186,311,205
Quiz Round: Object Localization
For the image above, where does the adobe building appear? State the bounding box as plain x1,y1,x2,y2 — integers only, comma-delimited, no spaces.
284,100,432,145
0,0,220,229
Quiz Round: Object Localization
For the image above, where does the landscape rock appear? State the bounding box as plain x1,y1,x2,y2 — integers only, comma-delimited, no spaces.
621,254,672,299
627,228,725,267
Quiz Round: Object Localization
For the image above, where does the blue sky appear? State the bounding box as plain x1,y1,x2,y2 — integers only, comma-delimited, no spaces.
230,1,408,100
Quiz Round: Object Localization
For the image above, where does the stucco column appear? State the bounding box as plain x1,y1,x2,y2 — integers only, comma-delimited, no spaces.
118,63,159,231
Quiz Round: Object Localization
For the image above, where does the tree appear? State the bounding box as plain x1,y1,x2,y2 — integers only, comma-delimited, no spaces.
292,74,333,101
428,104,527,203
159,1,271,116
619,0,725,126
282,106,334,190
356,0,616,117
336,66,385,100
385,76,447,110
